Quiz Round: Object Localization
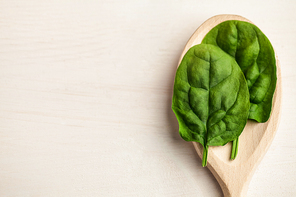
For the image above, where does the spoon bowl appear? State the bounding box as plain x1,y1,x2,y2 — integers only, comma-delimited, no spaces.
177,14,282,197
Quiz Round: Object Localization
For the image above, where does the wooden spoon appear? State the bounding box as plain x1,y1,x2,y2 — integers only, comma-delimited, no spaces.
177,14,282,197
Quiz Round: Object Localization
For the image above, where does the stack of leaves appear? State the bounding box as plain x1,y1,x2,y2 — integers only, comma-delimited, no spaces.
172,20,277,167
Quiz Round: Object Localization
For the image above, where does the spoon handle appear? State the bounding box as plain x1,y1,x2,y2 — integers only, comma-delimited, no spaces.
219,179,248,197
209,164,249,197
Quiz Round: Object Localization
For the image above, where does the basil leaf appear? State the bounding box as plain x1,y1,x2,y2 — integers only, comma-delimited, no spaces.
202,20,277,123
172,44,250,166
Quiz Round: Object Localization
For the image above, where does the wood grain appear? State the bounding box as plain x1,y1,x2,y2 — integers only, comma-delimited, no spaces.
177,15,282,197
0,1,295,197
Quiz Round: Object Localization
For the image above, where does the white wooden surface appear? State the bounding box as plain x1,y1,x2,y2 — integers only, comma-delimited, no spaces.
0,1,295,196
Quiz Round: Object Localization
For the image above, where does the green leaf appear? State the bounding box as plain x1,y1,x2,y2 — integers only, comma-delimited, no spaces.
202,20,277,123
172,44,250,166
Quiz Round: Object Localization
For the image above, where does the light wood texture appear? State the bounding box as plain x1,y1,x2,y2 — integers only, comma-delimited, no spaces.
177,15,282,197
0,1,295,197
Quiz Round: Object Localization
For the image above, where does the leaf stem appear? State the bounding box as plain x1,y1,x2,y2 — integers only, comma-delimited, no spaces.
231,137,239,160
202,145,209,167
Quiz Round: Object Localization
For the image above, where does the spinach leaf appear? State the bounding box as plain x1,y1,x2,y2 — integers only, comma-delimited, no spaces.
202,20,277,123
172,44,250,166
202,20,277,160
